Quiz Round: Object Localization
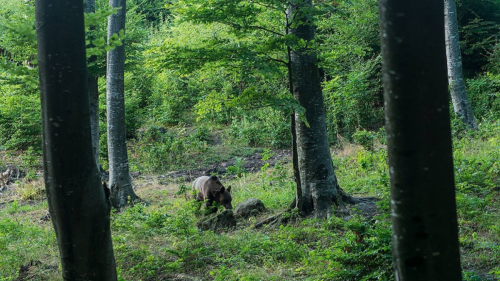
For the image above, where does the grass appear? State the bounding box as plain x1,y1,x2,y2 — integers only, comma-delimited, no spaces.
1,122,500,280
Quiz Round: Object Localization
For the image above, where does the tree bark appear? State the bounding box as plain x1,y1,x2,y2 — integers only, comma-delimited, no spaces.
107,0,137,209
35,0,117,279
285,8,302,210
379,0,462,280
444,0,478,130
88,75,100,168
289,0,339,219
85,0,102,172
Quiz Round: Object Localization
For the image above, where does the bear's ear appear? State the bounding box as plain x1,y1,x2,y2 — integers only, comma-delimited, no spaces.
210,175,218,181
227,186,231,192
220,186,225,193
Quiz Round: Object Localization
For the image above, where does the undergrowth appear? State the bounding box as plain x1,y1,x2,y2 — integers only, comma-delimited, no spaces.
1,120,500,280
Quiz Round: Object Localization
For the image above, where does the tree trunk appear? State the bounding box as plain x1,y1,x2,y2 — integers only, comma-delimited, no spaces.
107,0,137,209
289,0,340,219
85,0,102,172
35,0,117,279
88,75,100,169
285,9,301,210
444,0,478,130
379,0,462,280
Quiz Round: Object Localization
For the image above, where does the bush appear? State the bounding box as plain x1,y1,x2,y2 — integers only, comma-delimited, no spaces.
323,57,384,144
353,129,375,151
0,89,41,151
133,126,209,172
467,73,500,120
228,109,290,148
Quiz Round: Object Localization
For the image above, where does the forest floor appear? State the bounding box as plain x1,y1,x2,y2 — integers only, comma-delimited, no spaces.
1,128,500,280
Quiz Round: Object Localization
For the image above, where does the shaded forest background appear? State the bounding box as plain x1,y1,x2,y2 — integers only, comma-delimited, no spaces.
1,0,500,169
1,0,500,280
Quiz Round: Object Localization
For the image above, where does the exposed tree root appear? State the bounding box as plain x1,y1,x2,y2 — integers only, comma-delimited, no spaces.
255,191,379,229
254,211,288,229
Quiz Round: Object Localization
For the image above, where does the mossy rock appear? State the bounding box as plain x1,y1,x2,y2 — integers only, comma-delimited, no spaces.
196,210,236,233
234,198,265,218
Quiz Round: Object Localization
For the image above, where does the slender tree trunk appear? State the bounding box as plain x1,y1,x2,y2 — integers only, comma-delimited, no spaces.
445,0,478,130
35,0,117,279
379,0,462,280
88,75,100,167
85,0,102,172
107,0,137,208
285,8,302,210
289,0,339,218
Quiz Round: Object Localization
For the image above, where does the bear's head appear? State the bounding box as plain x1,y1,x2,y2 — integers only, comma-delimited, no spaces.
209,175,233,210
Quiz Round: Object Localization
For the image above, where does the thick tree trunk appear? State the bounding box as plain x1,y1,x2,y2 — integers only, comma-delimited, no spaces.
85,0,102,171
107,0,137,208
35,0,117,279
379,0,462,280
444,0,478,130
289,0,339,219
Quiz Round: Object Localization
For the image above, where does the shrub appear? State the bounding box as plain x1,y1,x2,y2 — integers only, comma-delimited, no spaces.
353,129,375,151
467,73,500,120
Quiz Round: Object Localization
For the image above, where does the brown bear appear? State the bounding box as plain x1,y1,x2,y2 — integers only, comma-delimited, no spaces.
193,175,232,213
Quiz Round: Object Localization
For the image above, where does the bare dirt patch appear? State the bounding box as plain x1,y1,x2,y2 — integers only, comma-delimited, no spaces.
154,149,291,183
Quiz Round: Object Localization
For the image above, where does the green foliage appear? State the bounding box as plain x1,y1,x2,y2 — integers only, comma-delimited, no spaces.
323,56,384,143
228,109,290,148
451,121,500,278
457,0,500,75
466,73,500,121
140,70,199,125
334,145,389,198
129,0,171,26
317,0,381,69
85,6,125,58
2,0,500,278
132,126,209,172
140,0,386,148
226,157,247,177
303,215,393,281
352,129,375,151
0,90,41,151
0,0,139,154
3,120,500,280
0,202,58,280
463,270,490,281
317,0,383,142
146,1,306,131
17,181,45,201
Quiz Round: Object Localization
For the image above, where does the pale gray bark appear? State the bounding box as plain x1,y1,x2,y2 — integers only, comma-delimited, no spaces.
107,0,137,208
445,0,478,130
289,0,338,219
35,0,117,279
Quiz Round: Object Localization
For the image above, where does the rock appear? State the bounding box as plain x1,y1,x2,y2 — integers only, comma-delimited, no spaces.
40,212,51,222
197,210,236,232
234,198,265,218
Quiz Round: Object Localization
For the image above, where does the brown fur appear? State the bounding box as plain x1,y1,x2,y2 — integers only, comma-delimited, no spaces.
193,175,232,212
